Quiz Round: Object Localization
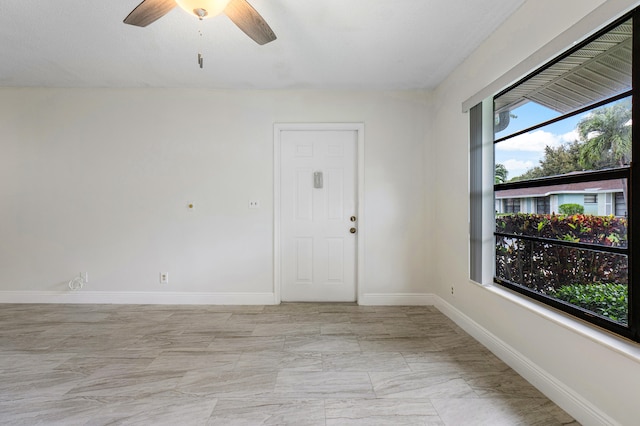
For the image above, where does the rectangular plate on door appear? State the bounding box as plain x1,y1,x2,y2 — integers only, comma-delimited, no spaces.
314,171,323,188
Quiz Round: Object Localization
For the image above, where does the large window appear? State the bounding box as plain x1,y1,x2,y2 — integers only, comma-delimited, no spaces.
493,12,638,341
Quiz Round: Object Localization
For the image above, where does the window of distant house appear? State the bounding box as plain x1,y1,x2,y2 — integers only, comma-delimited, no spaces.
504,198,520,213
615,192,627,217
536,196,550,214
493,11,637,341
584,194,598,204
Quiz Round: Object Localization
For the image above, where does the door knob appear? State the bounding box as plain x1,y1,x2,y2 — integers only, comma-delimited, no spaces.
350,227,357,234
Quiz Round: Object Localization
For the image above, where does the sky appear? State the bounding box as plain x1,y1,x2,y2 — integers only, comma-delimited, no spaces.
494,101,583,179
494,96,633,179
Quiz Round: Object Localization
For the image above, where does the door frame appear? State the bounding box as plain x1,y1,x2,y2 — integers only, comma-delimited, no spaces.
273,123,365,304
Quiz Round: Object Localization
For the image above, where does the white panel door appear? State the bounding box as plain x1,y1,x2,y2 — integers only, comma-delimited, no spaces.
280,130,357,302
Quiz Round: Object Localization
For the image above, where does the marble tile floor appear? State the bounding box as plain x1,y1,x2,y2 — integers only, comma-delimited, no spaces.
0,303,578,425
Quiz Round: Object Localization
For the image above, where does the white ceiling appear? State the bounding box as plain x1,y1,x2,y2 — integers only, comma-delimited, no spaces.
0,0,525,90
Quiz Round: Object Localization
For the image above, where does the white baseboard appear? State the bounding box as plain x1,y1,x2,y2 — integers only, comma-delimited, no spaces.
0,291,434,306
0,291,276,305
433,295,617,426
358,293,436,306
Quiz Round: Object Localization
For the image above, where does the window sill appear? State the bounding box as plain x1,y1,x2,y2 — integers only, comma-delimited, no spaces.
472,279,640,363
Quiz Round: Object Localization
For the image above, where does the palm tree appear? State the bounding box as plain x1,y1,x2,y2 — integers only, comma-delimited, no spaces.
577,99,631,208
495,163,508,184
577,100,631,170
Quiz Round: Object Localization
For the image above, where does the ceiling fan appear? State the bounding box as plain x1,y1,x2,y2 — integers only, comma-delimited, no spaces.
124,0,277,45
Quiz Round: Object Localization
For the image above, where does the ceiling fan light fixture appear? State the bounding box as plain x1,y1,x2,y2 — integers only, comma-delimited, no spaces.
175,0,232,19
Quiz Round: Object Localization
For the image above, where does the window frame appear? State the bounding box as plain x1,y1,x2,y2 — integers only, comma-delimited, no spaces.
492,9,639,342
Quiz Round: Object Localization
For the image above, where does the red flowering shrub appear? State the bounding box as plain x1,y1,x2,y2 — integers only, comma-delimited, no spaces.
495,214,628,295
496,213,627,247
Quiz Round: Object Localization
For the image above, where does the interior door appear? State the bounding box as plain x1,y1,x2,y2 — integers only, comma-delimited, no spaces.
280,129,357,302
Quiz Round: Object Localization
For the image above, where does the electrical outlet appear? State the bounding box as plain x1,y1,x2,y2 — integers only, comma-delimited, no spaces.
249,200,260,209
80,272,88,283
451,286,454,295
160,272,169,284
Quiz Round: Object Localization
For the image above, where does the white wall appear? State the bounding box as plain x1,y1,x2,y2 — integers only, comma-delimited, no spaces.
0,88,431,302
5,0,640,423
432,0,640,424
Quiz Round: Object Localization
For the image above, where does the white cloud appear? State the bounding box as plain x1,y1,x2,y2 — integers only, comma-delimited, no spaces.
496,129,580,178
496,129,578,152
561,130,579,143
502,159,534,177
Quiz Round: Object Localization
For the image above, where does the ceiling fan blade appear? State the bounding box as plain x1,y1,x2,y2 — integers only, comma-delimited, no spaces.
224,0,277,45
124,0,177,27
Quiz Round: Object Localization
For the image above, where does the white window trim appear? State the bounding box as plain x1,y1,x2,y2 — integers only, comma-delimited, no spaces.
480,98,495,285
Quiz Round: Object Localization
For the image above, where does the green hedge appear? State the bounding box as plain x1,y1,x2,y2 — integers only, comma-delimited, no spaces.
559,203,584,215
552,283,628,324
